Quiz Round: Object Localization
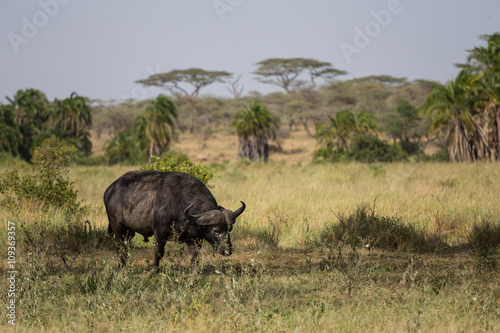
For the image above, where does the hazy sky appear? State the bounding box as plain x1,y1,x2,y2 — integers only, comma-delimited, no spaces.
1,0,499,103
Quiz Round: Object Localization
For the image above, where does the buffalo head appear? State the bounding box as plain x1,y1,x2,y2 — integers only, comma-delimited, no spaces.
184,201,246,256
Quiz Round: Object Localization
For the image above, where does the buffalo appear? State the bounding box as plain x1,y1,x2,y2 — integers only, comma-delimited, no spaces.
104,170,246,267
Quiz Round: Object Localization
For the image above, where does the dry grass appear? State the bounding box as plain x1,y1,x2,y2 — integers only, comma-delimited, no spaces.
1,130,500,332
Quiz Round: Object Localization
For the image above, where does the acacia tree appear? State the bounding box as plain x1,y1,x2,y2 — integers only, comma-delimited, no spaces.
232,102,279,162
284,99,314,135
386,103,422,154
136,68,232,97
135,95,177,163
226,74,244,98
253,58,347,93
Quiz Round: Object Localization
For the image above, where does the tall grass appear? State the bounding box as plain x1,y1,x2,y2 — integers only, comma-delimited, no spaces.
1,161,499,331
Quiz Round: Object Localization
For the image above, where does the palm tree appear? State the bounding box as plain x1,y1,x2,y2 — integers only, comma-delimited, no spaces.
461,34,500,76
480,71,500,160
9,88,50,160
450,33,500,161
422,70,483,162
232,102,278,162
136,95,177,163
357,110,379,134
51,92,93,155
316,109,358,152
466,34,500,160
52,93,92,137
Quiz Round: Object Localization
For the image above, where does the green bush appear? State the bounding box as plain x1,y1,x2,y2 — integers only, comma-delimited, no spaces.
314,134,407,163
400,138,422,156
141,152,217,184
0,139,80,209
313,146,349,163
104,130,148,165
415,148,450,162
349,134,407,163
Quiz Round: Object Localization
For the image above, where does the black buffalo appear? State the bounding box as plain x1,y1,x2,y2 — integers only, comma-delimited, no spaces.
104,170,246,267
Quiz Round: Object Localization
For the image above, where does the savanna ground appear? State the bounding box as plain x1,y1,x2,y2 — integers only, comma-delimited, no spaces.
1,130,500,332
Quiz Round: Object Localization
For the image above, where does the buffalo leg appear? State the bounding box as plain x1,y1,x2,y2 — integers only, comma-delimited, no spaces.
116,229,135,267
153,239,166,267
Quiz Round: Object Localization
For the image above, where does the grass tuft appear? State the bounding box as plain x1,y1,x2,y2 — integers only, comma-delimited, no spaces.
323,202,428,251
468,219,500,250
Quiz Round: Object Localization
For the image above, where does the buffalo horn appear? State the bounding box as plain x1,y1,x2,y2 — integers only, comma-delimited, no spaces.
184,204,201,222
232,201,246,221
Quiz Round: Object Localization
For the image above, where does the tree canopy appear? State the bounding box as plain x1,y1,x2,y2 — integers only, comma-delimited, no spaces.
136,68,232,97
423,33,500,162
385,103,422,154
1,89,92,160
135,95,177,163
232,102,279,162
253,58,347,93
315,109,378,153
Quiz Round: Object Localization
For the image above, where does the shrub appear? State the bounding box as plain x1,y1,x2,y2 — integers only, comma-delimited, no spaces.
415,148,450,162
400,138,422,156
321,203,427,251
104,130,148,165
313,146,348,163
469,220,500,272
0,151,28,169
348,134,407,163
0,139,80,209
314,134,407,163
141,152,217,184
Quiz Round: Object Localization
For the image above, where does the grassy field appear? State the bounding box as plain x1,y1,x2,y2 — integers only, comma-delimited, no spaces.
1,131,500,332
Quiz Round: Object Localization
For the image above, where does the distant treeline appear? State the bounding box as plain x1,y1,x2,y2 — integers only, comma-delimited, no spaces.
0,90,92,161
2,34,499,164
92,77,438,164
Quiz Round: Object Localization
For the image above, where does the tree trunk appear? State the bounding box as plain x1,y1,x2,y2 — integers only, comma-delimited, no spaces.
471,111,490,161
148,140,154,164
299,117,314,137
237,135,269,163
486,103,500,161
